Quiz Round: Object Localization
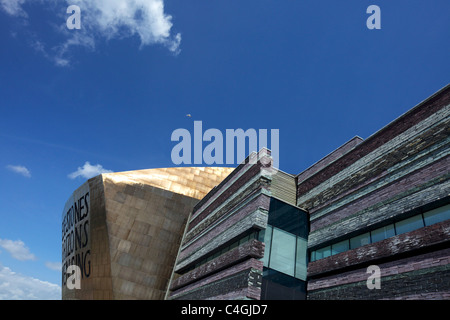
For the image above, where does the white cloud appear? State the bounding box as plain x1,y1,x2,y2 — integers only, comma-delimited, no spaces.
45,261,61,271
0,0,27,17
6,165,31,178
69,0,181,51
1,0,181,66
68,161,113,179
0,265,60,300
0,239,36,261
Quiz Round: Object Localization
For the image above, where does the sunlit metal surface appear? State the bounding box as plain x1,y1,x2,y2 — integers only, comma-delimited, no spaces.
102,167,235,200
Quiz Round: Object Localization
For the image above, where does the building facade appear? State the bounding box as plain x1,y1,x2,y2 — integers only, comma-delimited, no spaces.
167,150,309,300
303,85,450,299
62,85,450,300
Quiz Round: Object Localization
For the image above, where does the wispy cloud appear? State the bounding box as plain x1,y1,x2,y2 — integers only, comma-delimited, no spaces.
68,161,113,179
0,239,36,261
0,264,60,300
0,0,28,17
1,0,181,66
45,261,62,271
6,165,31,178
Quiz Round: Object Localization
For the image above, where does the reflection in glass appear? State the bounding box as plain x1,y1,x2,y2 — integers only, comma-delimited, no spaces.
371,224,395,243
310,250,316,262
261,225,273,267
350,232,370,249
423,204,450,226
269,228,296,277
316,246,331,260
295,238,307,280
395,215,424,235
331,239,349,255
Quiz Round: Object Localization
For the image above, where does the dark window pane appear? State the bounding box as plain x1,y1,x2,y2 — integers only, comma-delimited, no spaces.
423,205,450,226
395,215,424,235
350,232,370,249
229,241,238,250
331,239,349,255
268,198,308,238
239,234,250,245
315,246,331,260
371,224,395,243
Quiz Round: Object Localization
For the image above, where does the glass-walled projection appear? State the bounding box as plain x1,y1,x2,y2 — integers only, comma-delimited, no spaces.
259,227,308,281
259,198,309,282
259,198,309,300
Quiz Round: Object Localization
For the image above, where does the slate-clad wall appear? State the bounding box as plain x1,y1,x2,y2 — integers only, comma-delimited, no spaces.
169,150,276,300
297,85,450,300
308,247,450,300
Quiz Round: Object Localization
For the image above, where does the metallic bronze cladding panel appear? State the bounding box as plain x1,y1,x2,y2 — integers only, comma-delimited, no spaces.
102,167,234,201
62,175,113,300
62,167,233,300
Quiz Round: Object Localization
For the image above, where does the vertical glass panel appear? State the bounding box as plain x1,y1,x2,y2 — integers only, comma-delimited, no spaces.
423,205,450,226
310,250,316,262
350,232,370,249
331,239,349,255
395,215,424,235
371,224,395,243
258,229,265,242
315,246,331,260
261,225,272,267
295,237,307,280
269,228,296,277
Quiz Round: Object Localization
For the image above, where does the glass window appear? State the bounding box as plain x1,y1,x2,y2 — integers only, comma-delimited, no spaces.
268,198,309,238
315,246,331,260
395,215,424,235
310,250,316,262
229,240,238,250
239,234,250,245
350,232,370,249
269,227,296,277
332,239,349,255
261,225,272,267
295,237,307,280
371,224,395,243
423,205,450,226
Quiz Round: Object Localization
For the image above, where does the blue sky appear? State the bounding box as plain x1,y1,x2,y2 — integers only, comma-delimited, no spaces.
0,0,449,299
